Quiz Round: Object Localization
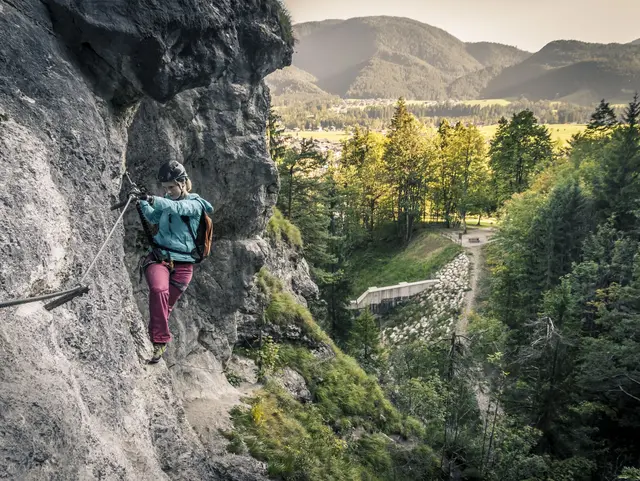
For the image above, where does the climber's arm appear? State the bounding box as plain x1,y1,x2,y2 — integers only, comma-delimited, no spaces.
149,196,202,217
138,200,162,224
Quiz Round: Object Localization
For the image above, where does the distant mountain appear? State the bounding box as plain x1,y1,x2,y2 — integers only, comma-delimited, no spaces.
265,66,329,97
265,17,639,104
465,42,531,68
483,40,640,103
293,19,343,40
447,66,502,99
342,52,450,100
445,44,531,98
289,16,490,99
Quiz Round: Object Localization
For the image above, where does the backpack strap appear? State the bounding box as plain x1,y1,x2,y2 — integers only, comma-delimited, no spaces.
180,205,205,261
136,201,158,247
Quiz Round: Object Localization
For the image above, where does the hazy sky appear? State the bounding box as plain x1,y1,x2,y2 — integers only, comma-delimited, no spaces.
283,0,640,52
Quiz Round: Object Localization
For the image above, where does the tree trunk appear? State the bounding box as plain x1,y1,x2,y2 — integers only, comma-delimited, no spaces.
485,402,500,474
405,211,411,244
369,198,375,232
287,165,294,218
480,399,492,474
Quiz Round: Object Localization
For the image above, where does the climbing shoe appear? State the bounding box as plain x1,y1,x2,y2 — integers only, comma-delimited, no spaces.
149,343,167,364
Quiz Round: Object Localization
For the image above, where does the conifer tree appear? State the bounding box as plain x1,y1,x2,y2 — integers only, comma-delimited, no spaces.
340,127,387,233
587,99,618,132
383,98,431,243
489,110,554,202
593,94,640,231
348,310,384,374
452,123,487,233
267,109,286,164
276,139,334,270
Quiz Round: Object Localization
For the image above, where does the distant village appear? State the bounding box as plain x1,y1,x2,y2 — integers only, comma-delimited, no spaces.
331,98,441,112
282,132,344,160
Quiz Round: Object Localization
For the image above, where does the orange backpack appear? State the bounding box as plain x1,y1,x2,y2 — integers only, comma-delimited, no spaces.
181,205,213,263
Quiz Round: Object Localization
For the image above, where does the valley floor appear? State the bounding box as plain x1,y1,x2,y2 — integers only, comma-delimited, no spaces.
287,124,587,146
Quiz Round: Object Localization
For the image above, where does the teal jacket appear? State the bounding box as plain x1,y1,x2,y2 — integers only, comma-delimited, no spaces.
139,193,214,263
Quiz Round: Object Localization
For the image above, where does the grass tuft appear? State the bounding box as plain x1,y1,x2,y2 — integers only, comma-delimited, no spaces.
267,208,303,248
257,268,333,346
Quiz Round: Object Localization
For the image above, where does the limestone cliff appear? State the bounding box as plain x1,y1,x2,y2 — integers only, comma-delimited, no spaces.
0,0,297,479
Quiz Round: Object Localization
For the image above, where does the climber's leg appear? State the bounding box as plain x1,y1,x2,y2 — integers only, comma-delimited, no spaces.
145,260,172,344
167,262,194,316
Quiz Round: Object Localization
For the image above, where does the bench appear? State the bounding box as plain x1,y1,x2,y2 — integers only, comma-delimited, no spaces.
468,237,481,243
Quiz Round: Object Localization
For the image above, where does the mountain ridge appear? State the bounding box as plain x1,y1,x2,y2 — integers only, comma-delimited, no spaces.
483,40,640,102
266,17,640,104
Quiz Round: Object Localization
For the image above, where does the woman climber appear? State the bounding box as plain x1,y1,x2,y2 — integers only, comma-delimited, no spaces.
130,160,213,364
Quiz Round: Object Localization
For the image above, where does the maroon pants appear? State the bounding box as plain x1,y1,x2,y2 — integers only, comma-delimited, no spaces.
144,257,194,344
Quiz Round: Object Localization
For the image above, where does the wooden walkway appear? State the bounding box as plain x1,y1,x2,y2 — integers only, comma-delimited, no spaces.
348,279,439,314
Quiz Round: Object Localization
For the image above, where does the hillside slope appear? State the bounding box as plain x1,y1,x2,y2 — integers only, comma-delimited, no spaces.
482,40,640,102
465,42,531,68
291,16,483,98
264,65,331,97
447,66,502,99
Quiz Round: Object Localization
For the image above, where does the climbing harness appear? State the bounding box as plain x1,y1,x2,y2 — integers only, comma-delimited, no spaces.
0,175,138,311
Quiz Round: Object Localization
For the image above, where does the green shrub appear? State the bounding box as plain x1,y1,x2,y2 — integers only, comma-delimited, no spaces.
277,345,415,436
354,434,394,478
224,431,248,455
265,291,313,326
267,208,302,248
231,379,425,481
390,443,440,480
224,370,245,387
257,267,283,296
231,385,364,481
620,467,640,480
256,335,280,377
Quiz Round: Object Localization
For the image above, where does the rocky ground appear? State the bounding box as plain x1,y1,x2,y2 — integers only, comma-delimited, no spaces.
381,254,470,347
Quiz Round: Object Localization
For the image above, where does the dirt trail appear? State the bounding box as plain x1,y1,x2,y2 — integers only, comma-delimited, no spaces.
443,227,494,333
444,227,495,418
459,244,483,334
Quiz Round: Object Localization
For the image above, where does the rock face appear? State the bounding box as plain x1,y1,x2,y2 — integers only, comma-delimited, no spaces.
45,0,292,105
0,0,293,479
263,236,319,306
270,367,312,403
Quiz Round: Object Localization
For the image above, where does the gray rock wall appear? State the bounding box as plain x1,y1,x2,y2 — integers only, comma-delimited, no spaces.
0,0,294,479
